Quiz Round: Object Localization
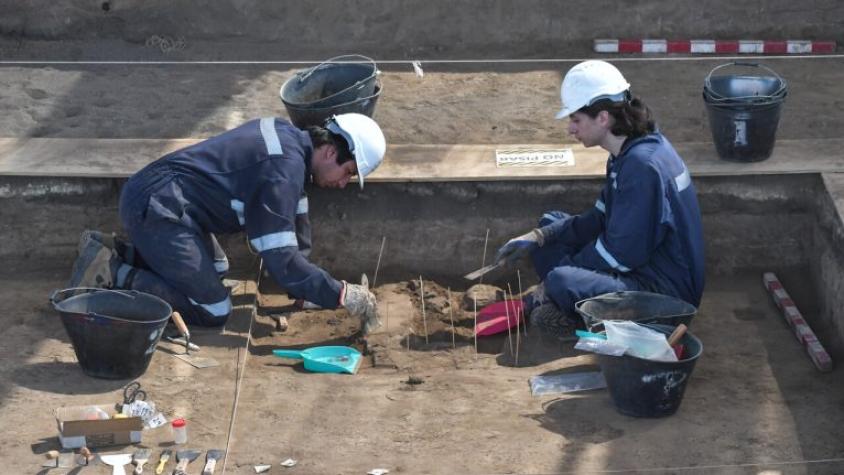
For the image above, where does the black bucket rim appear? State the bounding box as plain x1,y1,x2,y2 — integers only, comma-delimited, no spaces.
282,81,382,116
703,61,787,103
51,287,172,325
574,290,698,330
280,54,379,108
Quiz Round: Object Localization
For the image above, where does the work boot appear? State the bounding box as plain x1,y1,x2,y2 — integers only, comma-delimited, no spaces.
529,302,580,340
78,229,135,264
68,235,121,288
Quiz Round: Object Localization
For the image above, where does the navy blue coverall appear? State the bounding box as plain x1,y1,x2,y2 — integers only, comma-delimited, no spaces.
117,118,342,326
531,132,705,317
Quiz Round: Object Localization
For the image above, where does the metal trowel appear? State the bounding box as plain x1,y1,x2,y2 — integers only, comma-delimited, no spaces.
463,261,504,281
100,453,133,475
202,449,225,474
173,449,201,475
171,311,219,368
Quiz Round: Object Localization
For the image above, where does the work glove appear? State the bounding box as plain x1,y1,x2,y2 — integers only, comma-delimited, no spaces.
494,229,545,265
341,274,381,335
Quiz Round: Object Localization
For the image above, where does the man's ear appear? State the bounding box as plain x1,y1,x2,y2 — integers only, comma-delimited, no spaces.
325,144,339,164
597,110,612,127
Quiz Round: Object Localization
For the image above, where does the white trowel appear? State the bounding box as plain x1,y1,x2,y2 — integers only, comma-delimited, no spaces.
100,453,133,475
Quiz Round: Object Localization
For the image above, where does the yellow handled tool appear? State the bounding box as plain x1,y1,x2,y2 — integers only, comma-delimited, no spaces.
154,449,171,474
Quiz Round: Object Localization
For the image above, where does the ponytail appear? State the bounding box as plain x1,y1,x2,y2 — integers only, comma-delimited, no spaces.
579,95,655,139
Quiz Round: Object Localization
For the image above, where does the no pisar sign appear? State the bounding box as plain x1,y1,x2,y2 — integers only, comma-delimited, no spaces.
495,148,574,167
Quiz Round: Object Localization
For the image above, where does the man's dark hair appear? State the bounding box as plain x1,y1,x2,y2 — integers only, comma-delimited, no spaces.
579,94,655,139
306,126,355,165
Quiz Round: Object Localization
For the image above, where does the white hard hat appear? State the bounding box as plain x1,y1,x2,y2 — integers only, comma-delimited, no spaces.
555,60,631,119
325,113,386,189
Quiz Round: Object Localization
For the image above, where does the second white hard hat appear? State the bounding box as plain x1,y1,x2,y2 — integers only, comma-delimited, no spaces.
325,113,386,189
555,60,631,119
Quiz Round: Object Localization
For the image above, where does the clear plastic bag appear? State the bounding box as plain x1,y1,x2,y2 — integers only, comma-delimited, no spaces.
603,320,678,362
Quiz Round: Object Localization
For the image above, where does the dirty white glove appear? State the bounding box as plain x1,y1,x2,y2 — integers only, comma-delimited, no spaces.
494,229,545,265
341,278,381,335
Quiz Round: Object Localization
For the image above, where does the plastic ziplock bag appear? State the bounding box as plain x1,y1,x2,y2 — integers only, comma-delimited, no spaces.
603,320,678,362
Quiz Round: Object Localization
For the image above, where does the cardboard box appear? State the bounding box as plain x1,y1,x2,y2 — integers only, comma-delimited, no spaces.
55,405,143,449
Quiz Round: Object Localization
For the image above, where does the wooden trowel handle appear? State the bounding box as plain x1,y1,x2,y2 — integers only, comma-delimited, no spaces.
171,312,190,338
667,324,688,346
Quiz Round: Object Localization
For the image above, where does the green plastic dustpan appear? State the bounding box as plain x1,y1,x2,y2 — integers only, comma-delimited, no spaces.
272,346,362,374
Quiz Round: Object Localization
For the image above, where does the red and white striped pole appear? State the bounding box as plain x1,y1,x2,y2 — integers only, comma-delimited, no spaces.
595,39,836,54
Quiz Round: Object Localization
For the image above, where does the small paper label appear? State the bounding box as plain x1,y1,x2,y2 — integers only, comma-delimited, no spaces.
495,149,574,167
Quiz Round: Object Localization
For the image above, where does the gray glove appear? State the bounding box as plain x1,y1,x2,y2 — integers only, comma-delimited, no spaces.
342,275,381,335
494,228,545,264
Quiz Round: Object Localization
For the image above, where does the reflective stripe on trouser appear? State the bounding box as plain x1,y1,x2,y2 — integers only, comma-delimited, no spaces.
119,199,232,327
529,238,645,334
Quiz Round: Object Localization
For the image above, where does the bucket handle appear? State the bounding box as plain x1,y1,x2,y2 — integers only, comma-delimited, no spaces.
296,54,378,83
704,61,787,100
50,287,140,306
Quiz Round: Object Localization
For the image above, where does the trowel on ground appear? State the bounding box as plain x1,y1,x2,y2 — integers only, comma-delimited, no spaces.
132,448,151,474
173,449,201,475
100,453,133,475
202,449,225,474
171,311,220,369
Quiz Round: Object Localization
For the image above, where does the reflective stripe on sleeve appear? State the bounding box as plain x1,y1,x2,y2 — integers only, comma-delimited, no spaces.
214,257,229,274
596,237,631,272
230,199,246,225
250,231,298,252
675,168,691,192
189,295,232,317
595,199,606,213
297,196,308,215
260,117,283,156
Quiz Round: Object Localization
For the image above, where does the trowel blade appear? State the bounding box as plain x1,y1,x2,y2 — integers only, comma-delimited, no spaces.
463,262,503,281
175,353,220,368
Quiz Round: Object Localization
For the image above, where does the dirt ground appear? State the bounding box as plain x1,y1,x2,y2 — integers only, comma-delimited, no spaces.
1,57,843,146
2,263,844,474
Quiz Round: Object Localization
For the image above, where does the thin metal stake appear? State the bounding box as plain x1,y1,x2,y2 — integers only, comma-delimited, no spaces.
508,283,519,367
448,287,456,349
480,228,490,284
419,276,429,344
473,297,478,355
517,269,527,336
503,286,513,355
373,236,387,287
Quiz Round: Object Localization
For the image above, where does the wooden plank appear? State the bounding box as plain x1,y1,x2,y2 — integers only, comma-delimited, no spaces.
0,137,843,181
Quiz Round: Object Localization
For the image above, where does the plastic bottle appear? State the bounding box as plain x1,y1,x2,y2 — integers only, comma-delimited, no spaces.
171,418,187,444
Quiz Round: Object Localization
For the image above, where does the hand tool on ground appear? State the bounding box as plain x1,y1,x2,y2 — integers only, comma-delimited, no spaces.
78,446,96,466
170,311,220,368
101,453,133,475
170,311,191,355
273,346,362,374
154,449,171,474
116,381,147,412
202,449,224,474
132,448,151,474
463,260,504,281
164,335,201,351
173,449,201,475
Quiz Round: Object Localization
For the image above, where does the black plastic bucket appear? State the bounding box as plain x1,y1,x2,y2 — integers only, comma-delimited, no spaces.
575,291,697,331
703,62,787,162
280,54,379,109
282,83,382,129
597,324,703,417
50,288,171,380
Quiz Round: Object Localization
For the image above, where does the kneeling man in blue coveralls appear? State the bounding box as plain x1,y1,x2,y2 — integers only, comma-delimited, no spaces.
69,113,385,332
495,60,705,336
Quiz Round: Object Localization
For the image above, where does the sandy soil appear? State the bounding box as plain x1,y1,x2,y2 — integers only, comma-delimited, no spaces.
1,57,843,147
3,265,844,474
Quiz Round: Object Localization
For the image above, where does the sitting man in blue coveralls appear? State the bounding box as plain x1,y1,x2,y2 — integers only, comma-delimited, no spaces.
68,113,385,332
495,60,705,336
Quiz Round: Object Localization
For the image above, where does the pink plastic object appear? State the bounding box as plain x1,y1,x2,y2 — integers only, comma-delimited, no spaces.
475,300,523,336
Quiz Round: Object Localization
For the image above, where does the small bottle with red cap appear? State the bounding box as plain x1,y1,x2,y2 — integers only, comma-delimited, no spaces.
171,418,188,444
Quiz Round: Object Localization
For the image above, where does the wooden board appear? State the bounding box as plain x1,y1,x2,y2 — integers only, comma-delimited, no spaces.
1,137,843,181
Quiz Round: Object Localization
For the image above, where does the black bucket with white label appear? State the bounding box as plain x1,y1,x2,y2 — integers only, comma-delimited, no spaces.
703,62,787,162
